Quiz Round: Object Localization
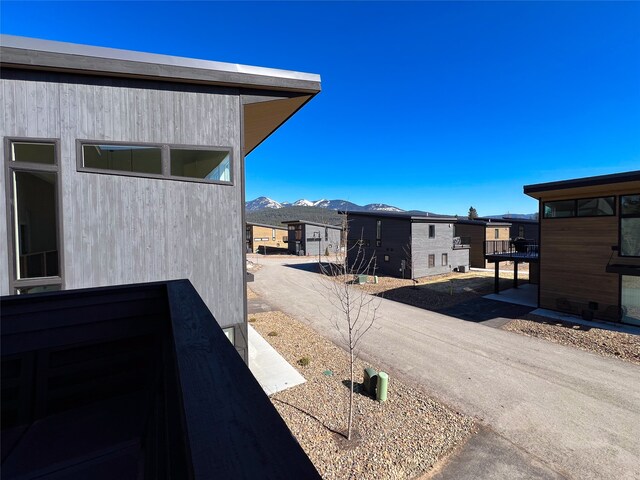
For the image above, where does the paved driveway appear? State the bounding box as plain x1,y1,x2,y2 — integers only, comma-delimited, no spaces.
250,257,640,480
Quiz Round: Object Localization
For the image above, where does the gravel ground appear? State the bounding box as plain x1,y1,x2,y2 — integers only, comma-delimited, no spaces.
252,310,475,479
355,271,529,311
502,314,640,365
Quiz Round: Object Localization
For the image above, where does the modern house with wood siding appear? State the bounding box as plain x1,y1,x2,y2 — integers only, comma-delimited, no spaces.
343,211,470,278
0,35,321,362
283,220,342,256
454,219,512,268
524,170,640,325
246,222,288,253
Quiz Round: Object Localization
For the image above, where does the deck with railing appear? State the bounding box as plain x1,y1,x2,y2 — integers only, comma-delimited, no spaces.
484,239,539,262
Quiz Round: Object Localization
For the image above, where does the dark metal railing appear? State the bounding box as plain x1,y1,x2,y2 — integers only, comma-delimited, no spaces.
453,236,471,249
484,238,539,257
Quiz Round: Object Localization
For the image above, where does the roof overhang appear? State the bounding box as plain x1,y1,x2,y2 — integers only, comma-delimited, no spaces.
0,35,321,155
524,171,640,200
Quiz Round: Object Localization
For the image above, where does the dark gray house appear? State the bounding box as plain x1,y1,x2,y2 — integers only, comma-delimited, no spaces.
284,220,342,256
343,211,470,278
0,35,321,362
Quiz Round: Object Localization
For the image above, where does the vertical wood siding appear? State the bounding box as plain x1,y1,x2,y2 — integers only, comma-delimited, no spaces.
1,70,246,358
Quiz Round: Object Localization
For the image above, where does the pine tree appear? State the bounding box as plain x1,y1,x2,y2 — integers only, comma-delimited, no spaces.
468,206,478,220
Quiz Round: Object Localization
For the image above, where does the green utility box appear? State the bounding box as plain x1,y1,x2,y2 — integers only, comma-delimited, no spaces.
363,368,378,396
377,372,389,402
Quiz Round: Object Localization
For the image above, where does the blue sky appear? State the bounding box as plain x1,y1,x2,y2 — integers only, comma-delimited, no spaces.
2,2,639,216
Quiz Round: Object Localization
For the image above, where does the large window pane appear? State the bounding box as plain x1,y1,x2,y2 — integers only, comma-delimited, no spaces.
543,200,575,218
83,144,162,175
621,218,640,256
621,276,640,326
13,171,59,278
12,142,55,165
621,195,640,257
170,149,231,182
16,284,61,295
621,195,640,215
577,197,615,216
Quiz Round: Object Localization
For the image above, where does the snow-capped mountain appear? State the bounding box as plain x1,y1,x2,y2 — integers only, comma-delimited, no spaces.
245,197,406,213
363,203,404,212
245,197,283,212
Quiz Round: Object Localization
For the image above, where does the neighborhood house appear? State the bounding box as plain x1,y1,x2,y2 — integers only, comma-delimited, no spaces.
524,170,640,325
343,211,470,278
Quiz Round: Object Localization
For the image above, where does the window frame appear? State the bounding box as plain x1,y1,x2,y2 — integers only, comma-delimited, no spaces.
76,140,234,186
428,254,435,268
442,253,448,266
428,225,435,239
4,137,65,294
619,193,640,258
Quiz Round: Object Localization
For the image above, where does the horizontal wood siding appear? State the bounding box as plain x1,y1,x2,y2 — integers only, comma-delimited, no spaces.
1,69,246,358
249,225,287,252
540,216,619,315
454,223,485,268
411,222,461,278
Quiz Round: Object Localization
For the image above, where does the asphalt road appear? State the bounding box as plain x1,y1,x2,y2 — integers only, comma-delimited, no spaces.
249,257,640,480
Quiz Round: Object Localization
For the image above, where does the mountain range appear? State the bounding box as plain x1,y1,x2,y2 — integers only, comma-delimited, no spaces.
245,197,405,213
244,196,538,226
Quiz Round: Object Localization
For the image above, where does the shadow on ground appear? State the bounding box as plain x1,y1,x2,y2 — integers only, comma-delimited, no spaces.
379,278,533,323
284,263,533,324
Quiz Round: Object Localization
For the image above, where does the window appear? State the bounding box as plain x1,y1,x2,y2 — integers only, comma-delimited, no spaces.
518,225,525,238
82,144,162,174
12,142,56,165
79,142,232,183
544,200,575,218
170,148,230,182
223,327,235,344
442,253,448,266
544,197,616,218
428,254,435,268
6,140,63,293
620,194,640,257
577,197,615,217
384,255,390,262
621,276,640,326
376,220,382,246
428,225,435,238
325,227,329,241
494,229,499,239
272,229,276,241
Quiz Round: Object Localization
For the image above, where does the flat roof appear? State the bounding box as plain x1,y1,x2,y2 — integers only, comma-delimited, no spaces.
0,35,321,155
340,210,457,222
282,220,342,229
524,170,640,196
455,219,512,226
0,35,321,93
478,216,538,224
246,222,287,230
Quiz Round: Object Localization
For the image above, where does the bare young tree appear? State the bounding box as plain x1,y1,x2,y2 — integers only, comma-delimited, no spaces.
319,220,380,441
401,243,418,288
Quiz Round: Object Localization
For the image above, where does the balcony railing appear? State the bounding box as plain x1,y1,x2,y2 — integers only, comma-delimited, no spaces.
484,238,539,258
453,236,471,249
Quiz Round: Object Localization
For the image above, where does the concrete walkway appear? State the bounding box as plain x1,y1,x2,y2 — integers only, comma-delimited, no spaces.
484,284,538,308
247,324,306,396
250,257,640,480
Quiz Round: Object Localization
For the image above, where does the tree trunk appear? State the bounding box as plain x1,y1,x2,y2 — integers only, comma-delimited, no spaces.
348,348,354,440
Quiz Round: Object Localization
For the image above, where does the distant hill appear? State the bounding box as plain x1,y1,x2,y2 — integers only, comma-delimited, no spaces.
246,206,344,226
482,213,538,221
